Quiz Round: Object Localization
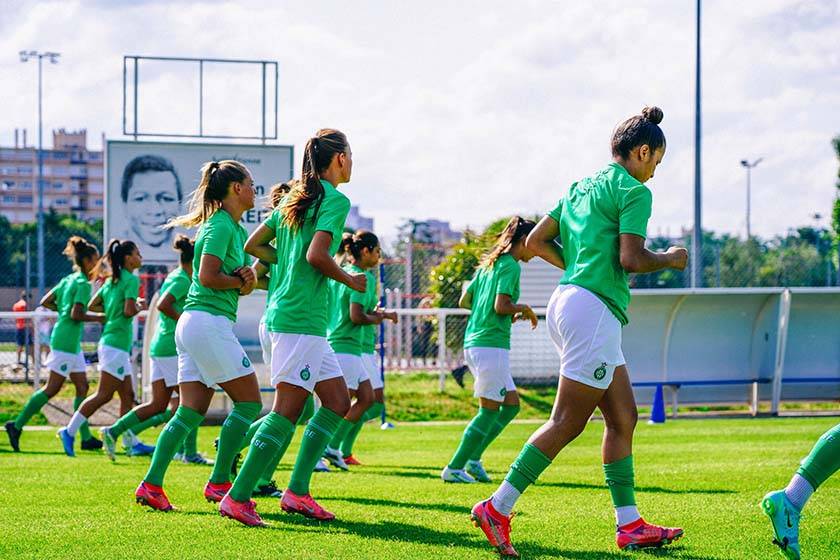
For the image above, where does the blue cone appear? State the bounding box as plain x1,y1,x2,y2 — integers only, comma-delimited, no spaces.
648,384,666,424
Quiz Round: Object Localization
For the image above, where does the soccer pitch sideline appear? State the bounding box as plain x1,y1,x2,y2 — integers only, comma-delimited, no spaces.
1,417,838,560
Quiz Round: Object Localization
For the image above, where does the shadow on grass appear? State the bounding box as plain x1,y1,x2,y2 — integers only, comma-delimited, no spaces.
362,468,439,481
327,495,469,515
518,391,555,415
537,480,735,495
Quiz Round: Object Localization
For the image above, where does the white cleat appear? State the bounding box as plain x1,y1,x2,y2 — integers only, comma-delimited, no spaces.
100,427,117,462
323,446,349,471
314,459,331,473
441,466,477,483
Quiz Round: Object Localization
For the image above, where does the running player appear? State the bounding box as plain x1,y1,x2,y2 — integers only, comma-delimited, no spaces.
471,107,689,557
134,160,261,512
5,236,104,452
761,422,840,559
58,239,144,456
441,216,537,484
323,231,397,469
101,235,210,464
220,129,361,526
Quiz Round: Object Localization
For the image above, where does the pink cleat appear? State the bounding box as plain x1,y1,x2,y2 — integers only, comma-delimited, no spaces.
470,499,518,558
280,489,335,521
616,518,684,550
343,455,363,466
204,481,232,503
219,494,266,527
135,481,174,512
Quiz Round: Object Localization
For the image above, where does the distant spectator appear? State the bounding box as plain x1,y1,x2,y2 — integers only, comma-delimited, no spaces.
12,292,32,365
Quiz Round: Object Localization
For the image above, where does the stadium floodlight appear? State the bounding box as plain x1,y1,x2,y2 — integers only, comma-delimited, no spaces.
19,49,61,299
740,158,763,240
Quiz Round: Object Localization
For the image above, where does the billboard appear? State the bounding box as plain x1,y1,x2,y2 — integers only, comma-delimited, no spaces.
106,140,293,264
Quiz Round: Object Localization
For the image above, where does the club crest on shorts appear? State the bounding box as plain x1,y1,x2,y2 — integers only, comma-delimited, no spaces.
60,364,68,372
118,366,124,375
593,362,607,380
499,388,507,397
300,364,311,381
242,356,251,368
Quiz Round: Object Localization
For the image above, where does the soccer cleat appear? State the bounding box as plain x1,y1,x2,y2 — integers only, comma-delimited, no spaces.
470,499,518,558
135,481,174,512
182,453,214,466
204,481,232,503
451,364,469,388
314,459,331,473
761,490,801,560
214,437,241,476
57,428,75,457
280,489,335,521
5,421,21,452
616,518,684,550
343,454,362,466
80,435,103,451
441,466,477,483
323,446,349,471
127,441,155,457
466,459,492,483
219,494,266,527
173,452,184,462
253,480,283,498
101,428,117,461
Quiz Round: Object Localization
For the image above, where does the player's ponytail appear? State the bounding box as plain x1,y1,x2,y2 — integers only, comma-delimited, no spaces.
63,235,98,270
167,160,249,229
480,216,536,269
93,239,137,283
172,234,195,265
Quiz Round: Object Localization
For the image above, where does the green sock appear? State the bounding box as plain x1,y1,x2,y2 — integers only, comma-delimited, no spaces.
505,443,552,493
340,402,384,457
470,404,520,461
240,416,266,453
183,425,198,456
132,410,173,436
229,412,294,502
209,401,262,484
73,396,93,441
298,394,315,425
797,423,840,490
144,406,204,487
604,455,636,507
288,407,343,495
447,407,500,470
256,433,293,487
109,411,141,440
14,389,49,430
329,418,356,449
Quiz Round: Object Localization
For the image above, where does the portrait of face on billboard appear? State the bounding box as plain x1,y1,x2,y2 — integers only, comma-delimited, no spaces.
120,155,183,249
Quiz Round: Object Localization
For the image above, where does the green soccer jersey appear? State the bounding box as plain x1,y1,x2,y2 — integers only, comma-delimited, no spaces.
548,162,653,326
264,180,351,337
361,268,378,354
463,254,521,350
184,209,250,322
49,271,92,354
327,264,368,355
150,267,191,358
96,272,140,352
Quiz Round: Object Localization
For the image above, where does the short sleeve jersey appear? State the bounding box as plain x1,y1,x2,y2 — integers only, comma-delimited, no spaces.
184,209,250,322
463,254,521,350
97,272,140,352
327,264,368,355
548,162,653,326
361,269,379,354
149,267,191,357
264,180,351,336
50,271,92,354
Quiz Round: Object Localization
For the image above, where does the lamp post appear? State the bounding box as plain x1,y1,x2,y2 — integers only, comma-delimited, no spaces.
691,0,703,288
740,158,762,240
19,50,60,299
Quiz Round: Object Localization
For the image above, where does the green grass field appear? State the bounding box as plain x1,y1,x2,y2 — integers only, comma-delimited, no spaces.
1,417,839,559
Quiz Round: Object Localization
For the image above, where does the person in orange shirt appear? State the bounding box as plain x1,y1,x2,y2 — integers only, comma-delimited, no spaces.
12,292,32,365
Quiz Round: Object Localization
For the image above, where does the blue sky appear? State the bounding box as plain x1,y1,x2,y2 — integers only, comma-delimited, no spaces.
2,0,839,240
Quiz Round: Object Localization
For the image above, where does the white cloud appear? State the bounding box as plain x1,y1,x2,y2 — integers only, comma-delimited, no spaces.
1,0,838,243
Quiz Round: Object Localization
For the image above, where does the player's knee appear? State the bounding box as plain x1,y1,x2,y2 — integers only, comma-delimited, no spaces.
75,380,89,397
604,409,637,436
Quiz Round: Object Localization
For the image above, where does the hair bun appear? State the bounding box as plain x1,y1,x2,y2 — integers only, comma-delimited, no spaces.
173,234,193,252
641,106,664,125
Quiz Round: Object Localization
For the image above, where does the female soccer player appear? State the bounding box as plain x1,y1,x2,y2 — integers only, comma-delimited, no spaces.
323,231,397,469
219,129,362,527
58,239,144,456
101,235,210,464
471,107,688,557
761,422,840,559
5,236,104,452
441,216,537,484
134,160,261,512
